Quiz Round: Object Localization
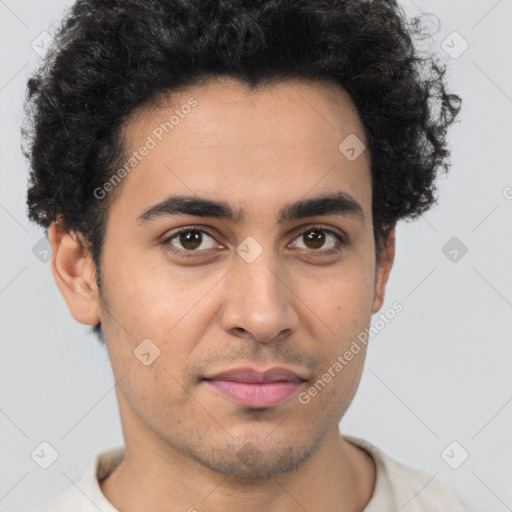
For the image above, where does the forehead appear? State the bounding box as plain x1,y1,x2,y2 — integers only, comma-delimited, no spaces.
110,76,372,223
127,76,367,149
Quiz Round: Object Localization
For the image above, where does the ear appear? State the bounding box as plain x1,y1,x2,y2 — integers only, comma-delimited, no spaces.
372,225,396,314
47,221,101,325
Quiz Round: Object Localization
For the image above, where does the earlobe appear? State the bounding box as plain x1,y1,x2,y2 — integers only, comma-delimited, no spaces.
48,221,101,326
372,225,396,314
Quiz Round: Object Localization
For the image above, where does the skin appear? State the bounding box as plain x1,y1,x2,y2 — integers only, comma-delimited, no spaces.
48,76,395,512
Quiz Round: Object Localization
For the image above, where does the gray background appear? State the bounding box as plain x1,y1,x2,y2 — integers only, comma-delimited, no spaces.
0,0,511,510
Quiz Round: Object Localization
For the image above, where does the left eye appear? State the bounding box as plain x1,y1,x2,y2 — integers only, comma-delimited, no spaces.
290,228,344,252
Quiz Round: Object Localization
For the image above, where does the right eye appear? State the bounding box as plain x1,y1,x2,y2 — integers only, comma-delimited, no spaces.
162,227,222,257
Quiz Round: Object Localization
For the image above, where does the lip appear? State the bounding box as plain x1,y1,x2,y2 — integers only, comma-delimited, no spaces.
203,366,307,408
204,366,307,382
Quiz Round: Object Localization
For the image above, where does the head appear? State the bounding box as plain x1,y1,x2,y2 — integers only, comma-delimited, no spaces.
23,0,461,479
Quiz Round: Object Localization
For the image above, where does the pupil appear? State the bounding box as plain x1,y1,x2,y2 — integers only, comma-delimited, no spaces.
181,231,202,250
305,229,324,249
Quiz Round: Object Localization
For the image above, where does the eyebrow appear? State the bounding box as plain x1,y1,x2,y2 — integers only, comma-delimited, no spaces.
136,191,365,226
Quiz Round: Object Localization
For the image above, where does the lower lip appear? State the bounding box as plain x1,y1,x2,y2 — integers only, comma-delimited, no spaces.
204,379,304,408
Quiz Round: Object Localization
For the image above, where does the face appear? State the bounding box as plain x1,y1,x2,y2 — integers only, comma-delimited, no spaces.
51,76,394,480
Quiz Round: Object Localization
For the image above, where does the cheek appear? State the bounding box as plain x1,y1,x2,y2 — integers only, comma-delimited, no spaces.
297,346,367,431
102,306,199,407
114,356,204,442
300,265,375,336
105,250,210,339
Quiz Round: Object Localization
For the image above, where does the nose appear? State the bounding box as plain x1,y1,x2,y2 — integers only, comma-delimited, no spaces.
219,250,300,344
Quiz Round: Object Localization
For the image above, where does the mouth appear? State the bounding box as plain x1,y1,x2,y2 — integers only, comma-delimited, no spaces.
202,366,307,408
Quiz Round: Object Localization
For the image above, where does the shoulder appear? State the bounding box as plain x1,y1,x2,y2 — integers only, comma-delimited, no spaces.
342,434,466,512
40,485,85,512
39,446,124,512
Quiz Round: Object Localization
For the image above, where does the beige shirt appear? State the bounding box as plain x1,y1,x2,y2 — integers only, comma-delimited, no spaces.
39,434,466,511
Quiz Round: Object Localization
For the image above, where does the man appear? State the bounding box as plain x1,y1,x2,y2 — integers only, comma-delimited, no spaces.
24,0,464,510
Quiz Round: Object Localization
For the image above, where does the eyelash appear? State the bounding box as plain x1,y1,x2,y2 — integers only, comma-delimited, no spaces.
161,225,347,259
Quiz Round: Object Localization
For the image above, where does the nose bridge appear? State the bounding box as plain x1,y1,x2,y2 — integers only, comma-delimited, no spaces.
220,236,297,342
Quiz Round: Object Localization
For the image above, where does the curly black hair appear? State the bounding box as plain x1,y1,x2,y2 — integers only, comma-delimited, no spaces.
22,0,462,345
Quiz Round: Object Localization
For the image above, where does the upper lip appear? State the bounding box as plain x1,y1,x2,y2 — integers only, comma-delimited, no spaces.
203,366,307,383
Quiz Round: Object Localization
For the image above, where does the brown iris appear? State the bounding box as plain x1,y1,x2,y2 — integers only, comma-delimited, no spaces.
303,229,325,249
179,230,203,250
